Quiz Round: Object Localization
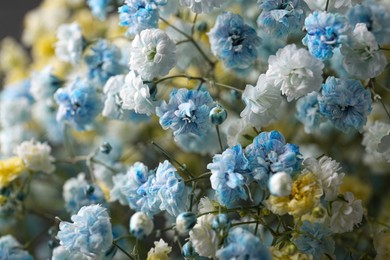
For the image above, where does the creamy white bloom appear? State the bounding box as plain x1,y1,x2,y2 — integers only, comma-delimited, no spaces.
14,140,55,174
303,156,344,201
147,239,172,259
341,23,387,80
119,71,157,115
130,29,176,81
180,0,224,13
130,212,154,239
189,214,219,258
362,121,390,163
268,172,292,197
55,23,83,64
30,67,58,101
330,192,363,233
198,197,215,213
266,44,324,102
102,75,126,119
241,74,283,128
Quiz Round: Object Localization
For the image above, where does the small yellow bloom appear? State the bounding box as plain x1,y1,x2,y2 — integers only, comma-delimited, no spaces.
0,195,7,206
271,245,313,260
147,239,172,260
0,157,27,188
266,172,323,217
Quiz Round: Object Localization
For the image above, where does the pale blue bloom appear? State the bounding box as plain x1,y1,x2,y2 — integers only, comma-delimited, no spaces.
294,221,335,258
216,227,271,259
176,212,197,235
30,67,63,101
302,11,348,60
32,102,64,144
207,145,249,207
85,40,126,87
0,235,33,260
318,77,372,132
257,0,308,38
118,0,166,36
87,0,111,20
156,88,214,138
63,173,107,214
174,127,222,155
295,92,325,133
208,12,261,69
57,205,113,258
52,246,89,260
54,79,103,131
347,1,390,45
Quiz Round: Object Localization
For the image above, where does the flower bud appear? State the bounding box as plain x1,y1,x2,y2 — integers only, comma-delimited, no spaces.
211,213,230,231
209,104,227,125
268,172,292,197
129,212,154,239
99,142,112,154
182,241,198,259
176,212,197,235
196,21,208,33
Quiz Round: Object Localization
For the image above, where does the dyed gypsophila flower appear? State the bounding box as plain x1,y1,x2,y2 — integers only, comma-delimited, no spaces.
176,212,197,235
295,91,325,133
30,67,62,101
57,205,113,258
302,11,348,60
54,79,103,131
341,23,387,80
330,192,363,233
0,235,33,260
147,239,172,259
266,44,324,102
55,23,84,64
318,77,372,132
294,221,335,258
208,12,261,69
129,29,176,81
241,74,283,128
63,173,107,214
85,39,126,86
362,121,390,163
87,0,111,20
303,156,344,201
347,0,390,45
207,145,249,207
14,139,55,174
189,214,220,258
118,0,166,36
268,171,292,197
179,0,223,13
156,88,214,138
52,245,88,260
257,0,308,38
119,71,158,115
129,211,154,239
216,227,271,260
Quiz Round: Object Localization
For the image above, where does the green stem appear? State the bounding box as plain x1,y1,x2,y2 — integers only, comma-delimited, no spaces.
325,0,330,11
154,74,205,85
113,241,135,260
185,172,212,184
215,125,224,153
212,81,243,93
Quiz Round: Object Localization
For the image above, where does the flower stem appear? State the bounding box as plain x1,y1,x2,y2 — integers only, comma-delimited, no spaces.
215,125,224,153
113,241,135,260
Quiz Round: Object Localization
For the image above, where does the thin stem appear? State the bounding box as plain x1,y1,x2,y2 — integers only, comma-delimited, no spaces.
215,125,224,153
379,98,390,121
63,124,75,158
197,205,259,218
191,14,198,36
175,39,191,45
185,172,212,183
380,47,390,51
231,220,259,227
154,74,204,85
189,181,197,212
113,241,135,260
90,158,119,173
325,0,330,11
212,81,243,93
114,235,133,243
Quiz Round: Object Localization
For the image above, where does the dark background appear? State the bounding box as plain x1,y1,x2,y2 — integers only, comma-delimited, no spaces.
0,0,42,41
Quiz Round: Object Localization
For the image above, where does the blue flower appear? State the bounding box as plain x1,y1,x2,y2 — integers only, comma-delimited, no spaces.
85,40,126,87
257,0,308,38
57,205,113,258
208,12,261,69
63,173,107,214
0,235,33,260
295,92,325,133
216,227,271,259
302,11,348,60
318,77,372,132
207,145,249,207
156,88,214,138
245,131,302,186
87,0,111,21
294,221,335,258
54,79,103,131
118,0,166,36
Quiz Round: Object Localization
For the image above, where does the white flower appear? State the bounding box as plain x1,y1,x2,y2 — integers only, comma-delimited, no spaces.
147,239,172,260
55,23,83,64
119,71,157,115
102,75,126,119
30,67,59,101
330,192,363,233
303,156,345,201
189,214,220,258
130,212,154,239
240,74,283,128
130,29,176,81
341,23,387,80
268,172,292,197
179,0,224,13
362,121,390,163
266,44,324,102
198,197,215,213
14,140,55,174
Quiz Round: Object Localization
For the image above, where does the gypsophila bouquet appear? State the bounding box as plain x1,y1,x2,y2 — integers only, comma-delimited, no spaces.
0,0,390,259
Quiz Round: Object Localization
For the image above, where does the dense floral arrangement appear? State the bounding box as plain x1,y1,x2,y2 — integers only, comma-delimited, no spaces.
0,0,390,259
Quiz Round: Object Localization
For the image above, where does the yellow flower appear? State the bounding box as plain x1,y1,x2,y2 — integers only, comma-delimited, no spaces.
0,195,7,206
0,157,27,188
0,37,29,72
266,172,323,217
31,33,57,69
147,239,172,260
271,245,313,260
